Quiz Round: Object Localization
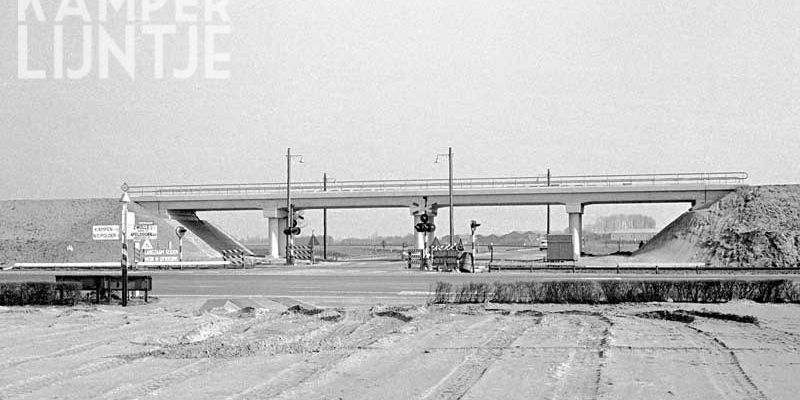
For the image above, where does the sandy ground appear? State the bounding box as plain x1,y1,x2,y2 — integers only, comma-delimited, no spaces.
1,296,799,400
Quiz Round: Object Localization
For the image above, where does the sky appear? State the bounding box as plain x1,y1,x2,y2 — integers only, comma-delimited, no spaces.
1,1,799,238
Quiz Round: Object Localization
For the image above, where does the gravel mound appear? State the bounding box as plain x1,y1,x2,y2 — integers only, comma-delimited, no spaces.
636,185,800,268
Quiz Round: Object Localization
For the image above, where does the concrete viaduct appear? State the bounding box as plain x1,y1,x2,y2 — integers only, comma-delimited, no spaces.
128,172,747,259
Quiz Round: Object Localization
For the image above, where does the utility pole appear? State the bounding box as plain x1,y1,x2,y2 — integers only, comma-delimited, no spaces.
546,168,551,236
448,147,454,246
323,173,328,261
435,148,455,246
286,148,293,265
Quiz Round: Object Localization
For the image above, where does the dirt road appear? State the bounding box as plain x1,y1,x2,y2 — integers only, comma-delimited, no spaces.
1,297,798,400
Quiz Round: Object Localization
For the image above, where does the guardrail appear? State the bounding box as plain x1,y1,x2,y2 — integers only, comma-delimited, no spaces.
488,261,800,274
127,172,748,197
9,261,232,271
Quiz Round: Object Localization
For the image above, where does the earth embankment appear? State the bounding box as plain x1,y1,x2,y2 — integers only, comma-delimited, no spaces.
0,199,219,264
635,185,800,268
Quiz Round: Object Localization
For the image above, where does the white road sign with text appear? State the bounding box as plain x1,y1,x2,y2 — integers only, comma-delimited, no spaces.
92,225,120,241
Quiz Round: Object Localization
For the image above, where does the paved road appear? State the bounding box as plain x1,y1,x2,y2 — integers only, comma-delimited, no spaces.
3,260,797,307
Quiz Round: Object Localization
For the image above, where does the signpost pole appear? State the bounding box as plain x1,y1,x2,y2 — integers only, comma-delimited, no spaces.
546,168,551,236
120,186,130,307
323,173,327,261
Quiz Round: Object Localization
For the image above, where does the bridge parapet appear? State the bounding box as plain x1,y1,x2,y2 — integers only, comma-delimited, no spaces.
128,172,747,198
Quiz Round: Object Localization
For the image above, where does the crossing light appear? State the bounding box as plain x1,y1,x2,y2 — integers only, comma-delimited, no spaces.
470,220,481,235
415,222,436,233
290,209,305,229
283,226,302,236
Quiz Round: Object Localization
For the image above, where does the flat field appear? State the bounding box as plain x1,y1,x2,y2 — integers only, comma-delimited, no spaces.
1,295,799,399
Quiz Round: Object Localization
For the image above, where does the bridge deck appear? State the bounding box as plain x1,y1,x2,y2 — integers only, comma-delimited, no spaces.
128,172,747,198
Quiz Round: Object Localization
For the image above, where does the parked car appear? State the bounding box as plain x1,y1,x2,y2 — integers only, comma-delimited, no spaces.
539,238,548,251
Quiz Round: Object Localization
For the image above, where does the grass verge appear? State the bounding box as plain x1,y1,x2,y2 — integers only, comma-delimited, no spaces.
0,281,81,306
431,279,800,304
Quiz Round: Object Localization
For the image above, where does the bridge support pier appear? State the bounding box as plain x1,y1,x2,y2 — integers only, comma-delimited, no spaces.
264,209,288,258
566,204,584,261
267,218,282,258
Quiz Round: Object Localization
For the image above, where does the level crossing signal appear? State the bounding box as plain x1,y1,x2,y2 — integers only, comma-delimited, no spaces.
283,209,304,236
283,226,301,236
470,220,481,235
415,222,436,233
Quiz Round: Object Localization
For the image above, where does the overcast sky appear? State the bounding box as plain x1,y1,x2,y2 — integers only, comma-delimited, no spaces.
1,1,798,238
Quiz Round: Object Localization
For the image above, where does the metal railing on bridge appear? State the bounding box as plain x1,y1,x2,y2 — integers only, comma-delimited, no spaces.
127,171,748,197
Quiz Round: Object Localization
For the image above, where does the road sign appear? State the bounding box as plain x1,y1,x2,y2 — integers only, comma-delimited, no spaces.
130,224,158,240
93,225,120,241
125,212,136,239
144,249,179,262
141,239,154,250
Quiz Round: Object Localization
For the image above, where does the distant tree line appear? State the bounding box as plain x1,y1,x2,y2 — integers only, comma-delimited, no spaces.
586,214,656,233
240,213,658,246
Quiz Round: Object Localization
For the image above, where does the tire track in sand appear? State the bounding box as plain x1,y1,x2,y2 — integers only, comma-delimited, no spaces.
630,318,769,400
231,317,394,400
100,314,346,399
685,324,769,400
0,313,209,370
547,312,612,400
419,314,541,400
0,357,129,399
99,359,218,400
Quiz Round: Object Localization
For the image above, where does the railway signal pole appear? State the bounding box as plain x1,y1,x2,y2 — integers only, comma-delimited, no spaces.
285,148,304,265
435,147,454,246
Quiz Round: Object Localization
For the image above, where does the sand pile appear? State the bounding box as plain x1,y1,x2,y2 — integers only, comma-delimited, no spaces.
636,185,800,268
0,199,219,264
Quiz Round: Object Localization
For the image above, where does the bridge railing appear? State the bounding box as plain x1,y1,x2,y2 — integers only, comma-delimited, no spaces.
127,172,748,197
